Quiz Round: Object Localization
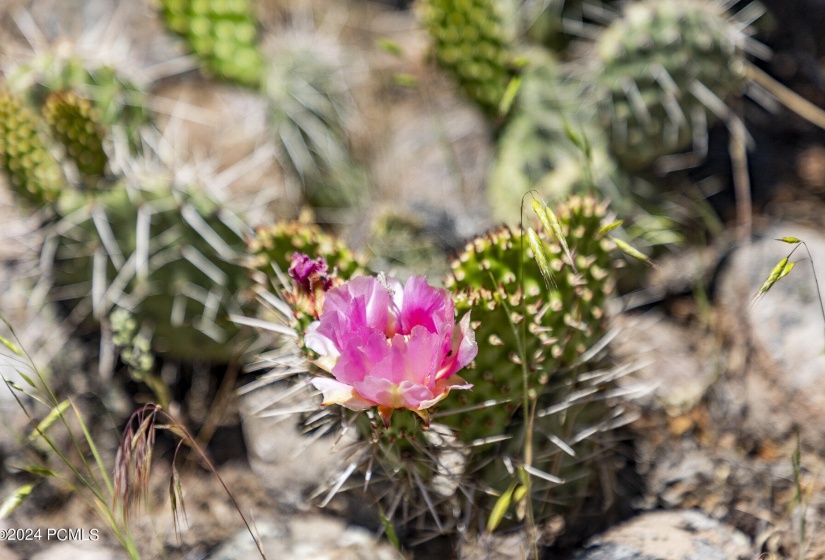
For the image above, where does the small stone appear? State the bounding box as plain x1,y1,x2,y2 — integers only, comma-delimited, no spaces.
572,510,751,560
29,541,122,560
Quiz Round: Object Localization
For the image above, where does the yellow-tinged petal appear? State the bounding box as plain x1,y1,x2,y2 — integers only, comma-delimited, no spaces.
310,377,374,411
417,375,473,410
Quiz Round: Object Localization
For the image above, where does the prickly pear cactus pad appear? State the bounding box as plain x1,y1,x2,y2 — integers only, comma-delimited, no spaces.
419,0,515,115
589,0,752,169
0,89,65,206
159,0,264,87
47,180,252,363
433,195,620,522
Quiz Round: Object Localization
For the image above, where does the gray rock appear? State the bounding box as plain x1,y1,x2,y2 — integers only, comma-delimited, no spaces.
238,374,358,507
613,311,720,415
573,510,751,560
207,514,400,560
29,541,125,560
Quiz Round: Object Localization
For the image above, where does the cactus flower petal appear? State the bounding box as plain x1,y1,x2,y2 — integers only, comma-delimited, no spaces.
311,377,374,411
305,275,477,425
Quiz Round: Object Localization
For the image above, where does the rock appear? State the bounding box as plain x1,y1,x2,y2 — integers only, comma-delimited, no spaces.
238,376,357,507
207,514,399,560
613,311,720,415
572,510,751,560
716,224,825,448
29,541,124,560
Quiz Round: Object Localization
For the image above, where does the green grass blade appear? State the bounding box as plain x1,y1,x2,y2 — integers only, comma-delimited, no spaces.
71,400,115,498
27,399,71,443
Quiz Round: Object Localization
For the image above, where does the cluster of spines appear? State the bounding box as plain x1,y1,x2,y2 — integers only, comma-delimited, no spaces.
419,0,514,114
0,89,65,206
159,0,264,87
41,91,108,181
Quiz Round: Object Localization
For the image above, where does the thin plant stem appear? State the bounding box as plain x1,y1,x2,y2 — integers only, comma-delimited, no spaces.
799,241,825,351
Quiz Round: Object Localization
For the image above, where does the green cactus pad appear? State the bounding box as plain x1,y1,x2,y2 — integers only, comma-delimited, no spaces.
443,195,615,437
42,91,108,181
592,0,748,169
420,0,515,115
0,89,65,206
159,0,264,87
49,181,251,363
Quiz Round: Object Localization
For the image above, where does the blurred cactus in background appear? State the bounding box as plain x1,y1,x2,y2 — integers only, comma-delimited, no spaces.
586,0,752,170
48,178,252,363
487,52,627,222
42,90,108,181
156,0,370,216
8,54,153,153
418,0,764,234
263,48,369,215
0,67,254,367
418,0,516,115
158,0,264,87
0,89,65,206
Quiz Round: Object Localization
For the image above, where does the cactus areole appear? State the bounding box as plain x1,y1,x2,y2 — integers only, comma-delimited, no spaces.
304,270,478,427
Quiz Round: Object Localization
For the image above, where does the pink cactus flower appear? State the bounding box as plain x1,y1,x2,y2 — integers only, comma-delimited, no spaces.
307,275,477,427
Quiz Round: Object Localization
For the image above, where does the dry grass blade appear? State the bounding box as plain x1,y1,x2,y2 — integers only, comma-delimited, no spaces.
169,455,188,538
116,404,267,559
